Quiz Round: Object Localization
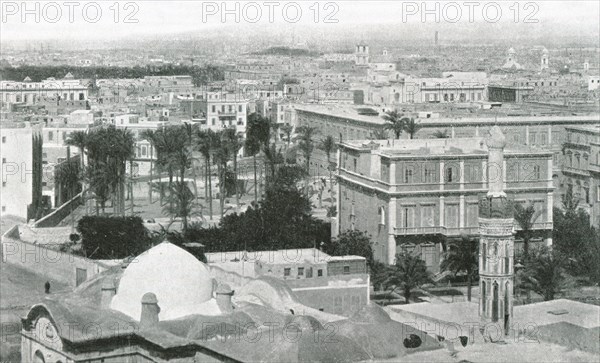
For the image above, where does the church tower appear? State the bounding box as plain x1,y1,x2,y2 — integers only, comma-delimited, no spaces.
541,48,549,71
478,126,515,337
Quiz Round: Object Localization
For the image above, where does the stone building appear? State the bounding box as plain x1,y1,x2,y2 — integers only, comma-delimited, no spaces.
335,137,553,271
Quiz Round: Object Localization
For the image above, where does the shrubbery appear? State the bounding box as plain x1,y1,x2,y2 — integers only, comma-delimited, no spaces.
77,216,151,259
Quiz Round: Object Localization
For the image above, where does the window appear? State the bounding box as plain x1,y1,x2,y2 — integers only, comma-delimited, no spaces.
317,269,323,277
402,206,416,228
2,182,5,187
2,158,5,163
211,105,216,112
239,105,243,112
421,205,435,227
424,166,436,183
306,267,313,278
1,206,5,212
446,166,455,182
343,266,350,274
1,136,5,143
404,168,414,183
284,268,291,277
298,267,304,276
533,165,541,180
445,204,459,228
48,131,53,141
378,207,386,225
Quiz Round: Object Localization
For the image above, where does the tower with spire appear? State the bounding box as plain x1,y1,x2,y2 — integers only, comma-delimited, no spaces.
541,48,549,71
478,126,515,338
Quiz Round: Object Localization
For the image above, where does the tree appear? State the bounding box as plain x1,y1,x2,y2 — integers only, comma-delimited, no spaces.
85,125,135,215
280,124,294,152
518,246,570,301
296,126,317,197
385,252,431,304
195,129,219,219
432,130,450,139
553,190,600,284
325,230,374,269
382,110,405,139
77,216,151,259
245,126,262,204
513,202,542,259
403,117,421,139
162,181,200,233
440,236,479,301
213,132,229,219
55,158,81,228
320,135,336,197
370,129,388,140
246,113,272,196
222,128,243,212
65,130,87,169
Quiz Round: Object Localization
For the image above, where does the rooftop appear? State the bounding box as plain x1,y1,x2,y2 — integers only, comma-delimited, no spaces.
341,137,551,157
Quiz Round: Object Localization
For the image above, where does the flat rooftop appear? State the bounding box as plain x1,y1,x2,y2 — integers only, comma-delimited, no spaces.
206,248,365,265
341,137,551,157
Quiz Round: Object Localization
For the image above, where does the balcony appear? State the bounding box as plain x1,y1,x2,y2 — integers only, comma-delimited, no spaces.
562,166,590,177
394,222,552,236
218,110,237,118
394,226,479,236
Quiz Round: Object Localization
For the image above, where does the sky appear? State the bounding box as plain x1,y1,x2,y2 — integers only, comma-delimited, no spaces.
0,0,598,41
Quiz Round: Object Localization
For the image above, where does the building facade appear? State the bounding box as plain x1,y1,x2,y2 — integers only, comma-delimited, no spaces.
561,126,600,227
336,138,553,272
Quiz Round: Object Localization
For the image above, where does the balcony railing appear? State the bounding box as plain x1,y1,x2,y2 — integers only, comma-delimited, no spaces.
394,222,552,236
218,110,237,117
394,226,479,236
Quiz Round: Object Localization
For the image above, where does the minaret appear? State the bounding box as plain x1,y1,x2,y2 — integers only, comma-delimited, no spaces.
478,126,514,337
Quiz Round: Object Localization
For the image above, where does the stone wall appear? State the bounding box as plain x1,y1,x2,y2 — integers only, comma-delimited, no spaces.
1,225,109,287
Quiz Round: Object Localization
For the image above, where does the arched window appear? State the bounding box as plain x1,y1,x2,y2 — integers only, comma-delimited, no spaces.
34,350,45,363
482,243,487,271
378,206,386,225
481,281,487,313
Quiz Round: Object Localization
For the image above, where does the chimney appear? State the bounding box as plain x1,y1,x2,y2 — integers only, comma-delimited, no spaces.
100,279,116,309
215,284,235,314
140,292,160,329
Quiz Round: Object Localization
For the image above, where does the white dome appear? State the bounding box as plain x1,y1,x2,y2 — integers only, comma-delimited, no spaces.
110,242,214,320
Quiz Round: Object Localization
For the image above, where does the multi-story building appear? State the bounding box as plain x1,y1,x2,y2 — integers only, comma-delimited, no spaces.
335,137,554,273
1,123,44,220
561,126,600,227
196,92,248,134
0,74,88,110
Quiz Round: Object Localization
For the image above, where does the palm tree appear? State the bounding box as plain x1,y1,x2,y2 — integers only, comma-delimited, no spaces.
296,126,317,197
433,129,450,139
382,110,405,139
214,132,230,219
514,202,542,259
195,129,218,220
403,117,421,139
518,246,570,301
55,158,81,228
385,252,431,304
222,128,243,213
440,236,479,301
65,130,87,169
245,128,261,204
320,135,336,197
280,124,294,152
371,129,388,140
246,113,272,195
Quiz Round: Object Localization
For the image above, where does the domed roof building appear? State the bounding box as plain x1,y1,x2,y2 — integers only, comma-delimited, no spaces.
110,242,216,320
